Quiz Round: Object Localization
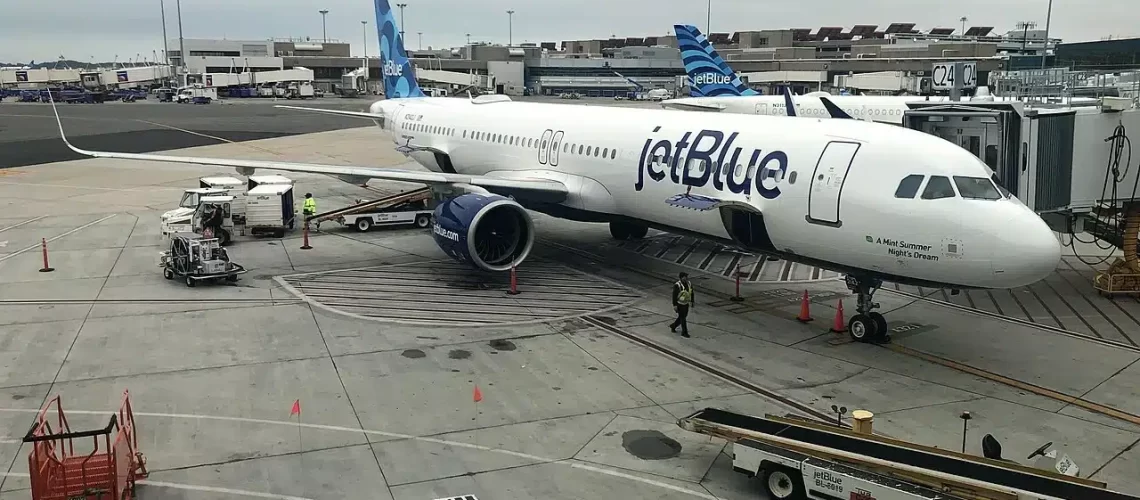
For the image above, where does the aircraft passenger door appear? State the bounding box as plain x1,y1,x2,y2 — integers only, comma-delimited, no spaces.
549,131,564,167
538,129,553,164
807,141,861,226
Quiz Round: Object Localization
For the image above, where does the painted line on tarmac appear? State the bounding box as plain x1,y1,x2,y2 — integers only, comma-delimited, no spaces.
0,216,46,234
0,214,117,263
886,343,1140,426
0,471,313,500
134,119,292,159
0,407,717,500
881,287,1140,355
0,180,184,192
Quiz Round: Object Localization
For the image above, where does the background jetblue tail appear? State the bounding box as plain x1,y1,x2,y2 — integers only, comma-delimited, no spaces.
374,0,425,98
674,24,758,97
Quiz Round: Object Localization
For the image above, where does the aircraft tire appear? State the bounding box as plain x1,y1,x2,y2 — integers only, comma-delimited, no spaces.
869,312,889,342
847,314,877,343
609,222,630,240
627,224,648,239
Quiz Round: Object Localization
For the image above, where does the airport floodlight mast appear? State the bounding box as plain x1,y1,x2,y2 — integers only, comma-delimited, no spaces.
319,9,329,42
706,0,711,35
959,16,967,35
397,3,408,40
1016,21,1037,50
159,0,170,66
508,10,517,46
362,20,369,79
418,32,423,50
1041,0,1053,69
175,0,186,87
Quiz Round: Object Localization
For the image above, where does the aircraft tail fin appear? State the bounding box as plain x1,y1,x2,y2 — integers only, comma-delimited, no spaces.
374,0,425,98
674,24,758,97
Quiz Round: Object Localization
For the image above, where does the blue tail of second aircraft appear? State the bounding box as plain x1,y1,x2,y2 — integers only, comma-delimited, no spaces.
374,0,425,98
674,24,758,98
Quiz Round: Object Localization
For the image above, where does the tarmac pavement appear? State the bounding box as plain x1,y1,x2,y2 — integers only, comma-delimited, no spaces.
0,108,1135,499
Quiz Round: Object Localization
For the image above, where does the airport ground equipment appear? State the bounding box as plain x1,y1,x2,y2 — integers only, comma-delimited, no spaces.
159,233,246,287
246,183,296,237
23,390,149,500
679,408,1139,500
309,187,434,232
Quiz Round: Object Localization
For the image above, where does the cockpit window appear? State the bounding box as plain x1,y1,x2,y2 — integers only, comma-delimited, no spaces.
990,173,1011,198
894,174,924,199
921,175,956,200
953,176,1002,200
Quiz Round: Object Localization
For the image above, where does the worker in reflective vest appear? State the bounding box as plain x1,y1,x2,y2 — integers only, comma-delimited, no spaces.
302,193,316,226
670,271,694,338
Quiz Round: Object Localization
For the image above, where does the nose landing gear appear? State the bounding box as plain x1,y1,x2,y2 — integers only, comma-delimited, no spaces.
845,275,890,344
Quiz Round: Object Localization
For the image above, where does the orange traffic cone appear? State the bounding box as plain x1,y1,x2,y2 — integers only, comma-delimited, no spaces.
830,299,847,333
797,290,813,322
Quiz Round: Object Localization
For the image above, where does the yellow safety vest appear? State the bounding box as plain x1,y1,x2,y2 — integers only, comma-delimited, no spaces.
303,198,316,213
676,281,692,305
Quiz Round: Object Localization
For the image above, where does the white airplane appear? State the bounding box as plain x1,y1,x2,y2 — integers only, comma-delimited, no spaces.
664,24,1099,123
46,0,1062,343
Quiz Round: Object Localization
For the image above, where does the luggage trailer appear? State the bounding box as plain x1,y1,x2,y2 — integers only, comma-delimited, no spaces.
678,408,1139,500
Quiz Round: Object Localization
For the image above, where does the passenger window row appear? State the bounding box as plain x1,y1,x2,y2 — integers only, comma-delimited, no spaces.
894,174,1003,200
406,122,623,161
403,122,455,137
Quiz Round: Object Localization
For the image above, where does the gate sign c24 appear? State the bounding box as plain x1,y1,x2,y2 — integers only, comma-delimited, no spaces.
931,62,977,90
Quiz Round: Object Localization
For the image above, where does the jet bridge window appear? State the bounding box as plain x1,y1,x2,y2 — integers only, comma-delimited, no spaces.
953,176,1002,200
894,174,924,199
921,175,957,200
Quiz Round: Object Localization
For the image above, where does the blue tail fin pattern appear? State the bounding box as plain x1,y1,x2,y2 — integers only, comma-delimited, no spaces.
374,0,425,98
674,24,758,97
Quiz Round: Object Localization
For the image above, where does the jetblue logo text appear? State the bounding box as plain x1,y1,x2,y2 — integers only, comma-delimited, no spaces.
433,223,460,242
693,72,732,86
383,60,403,77
634,127,788,200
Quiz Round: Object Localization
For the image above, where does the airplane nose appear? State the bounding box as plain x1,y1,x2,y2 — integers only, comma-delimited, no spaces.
994,212,1061,287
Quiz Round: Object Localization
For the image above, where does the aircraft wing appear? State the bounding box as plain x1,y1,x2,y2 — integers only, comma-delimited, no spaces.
659,100,726,112
273,105,385,120
49,100,567,203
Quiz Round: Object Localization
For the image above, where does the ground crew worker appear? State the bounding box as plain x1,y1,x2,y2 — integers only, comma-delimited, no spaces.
670,271,694,338
302,193,316,227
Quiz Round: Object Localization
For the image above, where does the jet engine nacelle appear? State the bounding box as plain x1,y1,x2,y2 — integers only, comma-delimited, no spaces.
431,193,534,272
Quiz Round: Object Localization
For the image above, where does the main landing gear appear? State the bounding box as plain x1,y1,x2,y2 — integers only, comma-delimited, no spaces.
609,221,648,240
844,275,890,344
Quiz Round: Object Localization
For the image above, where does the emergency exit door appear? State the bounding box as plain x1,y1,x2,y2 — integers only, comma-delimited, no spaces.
807,141,861,225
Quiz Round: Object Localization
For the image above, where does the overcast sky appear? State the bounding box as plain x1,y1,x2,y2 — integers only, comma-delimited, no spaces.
1,0,1136,63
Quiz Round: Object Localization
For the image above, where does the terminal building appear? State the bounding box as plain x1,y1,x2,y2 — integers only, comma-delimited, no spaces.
156,23,1081,98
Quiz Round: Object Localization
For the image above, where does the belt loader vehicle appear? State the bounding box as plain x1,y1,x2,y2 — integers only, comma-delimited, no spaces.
679,408,1139,500
308,187,434,232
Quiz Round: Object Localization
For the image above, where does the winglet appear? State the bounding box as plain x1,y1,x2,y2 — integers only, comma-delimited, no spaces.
818,96,855,119
782,87,797,117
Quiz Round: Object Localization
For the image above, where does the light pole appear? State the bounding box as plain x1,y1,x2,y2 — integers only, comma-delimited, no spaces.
507,10,514,46
466,33,471,45
175,0,186,86
362,20,368,81
706,0,711,35
319,9,329,42
959,16,967,35
159,0,170,67
396,3,407,41
1041,0,1053,69
418,31,423,50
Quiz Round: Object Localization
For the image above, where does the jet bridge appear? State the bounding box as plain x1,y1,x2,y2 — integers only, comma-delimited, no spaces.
902,99,1140,294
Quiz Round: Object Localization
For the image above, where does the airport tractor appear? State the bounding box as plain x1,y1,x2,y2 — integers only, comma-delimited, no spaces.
680,407,1139,500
